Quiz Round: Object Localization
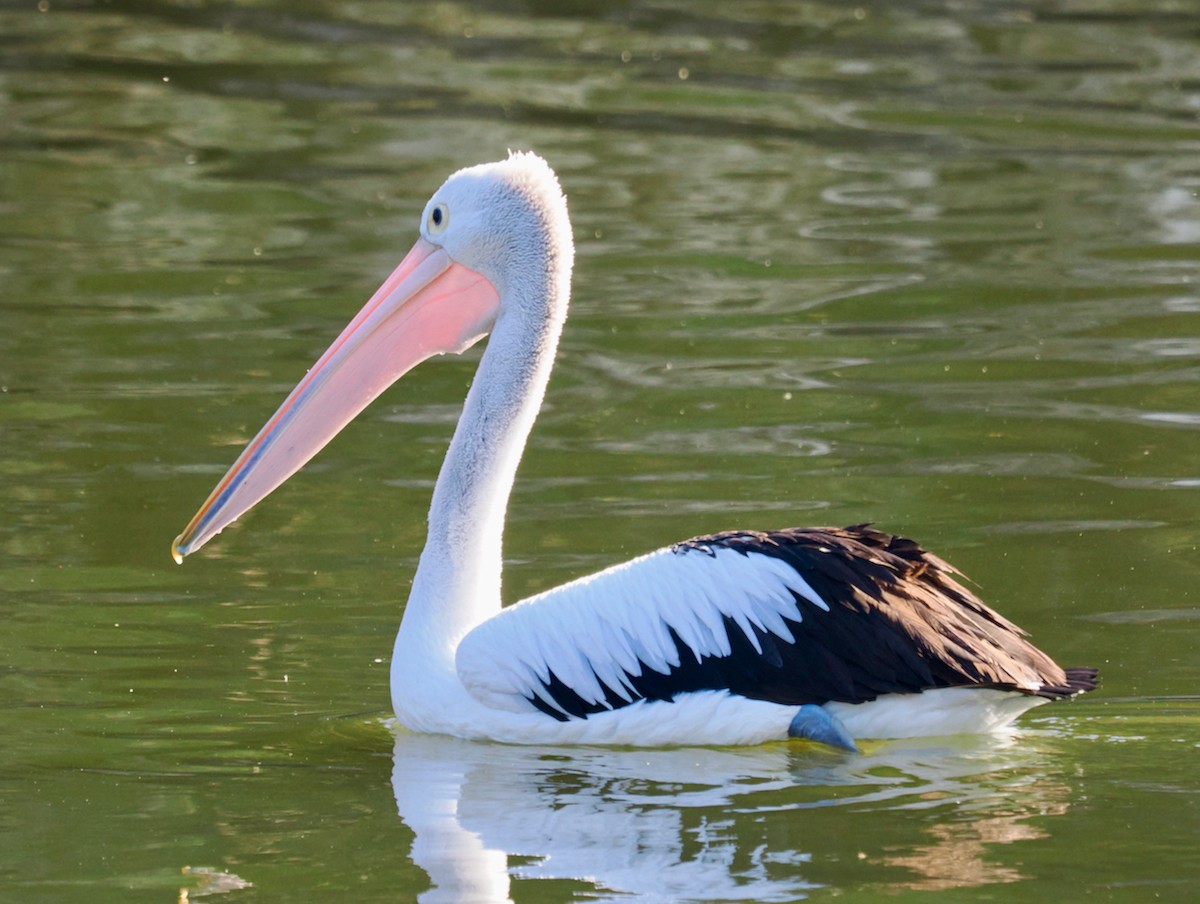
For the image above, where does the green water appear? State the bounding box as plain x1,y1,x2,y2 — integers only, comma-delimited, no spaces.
2,1,1198,901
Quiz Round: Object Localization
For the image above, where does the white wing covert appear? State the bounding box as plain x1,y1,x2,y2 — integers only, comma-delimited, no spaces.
455,542,827,719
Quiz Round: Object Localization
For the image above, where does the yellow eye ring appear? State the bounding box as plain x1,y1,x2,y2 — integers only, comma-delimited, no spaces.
428,203,450,234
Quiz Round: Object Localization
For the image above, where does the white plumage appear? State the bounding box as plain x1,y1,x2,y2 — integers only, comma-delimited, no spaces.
173,152,1096,749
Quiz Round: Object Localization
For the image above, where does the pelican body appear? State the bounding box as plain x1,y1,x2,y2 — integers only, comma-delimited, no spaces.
173,153,1096,748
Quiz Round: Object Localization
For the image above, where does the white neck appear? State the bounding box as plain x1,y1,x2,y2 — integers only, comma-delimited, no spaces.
391,273,568,688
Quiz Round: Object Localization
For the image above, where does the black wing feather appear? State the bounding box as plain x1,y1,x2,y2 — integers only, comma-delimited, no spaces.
525,524,1097,720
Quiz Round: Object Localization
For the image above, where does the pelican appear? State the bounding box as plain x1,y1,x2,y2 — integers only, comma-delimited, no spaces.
173,152,1096,749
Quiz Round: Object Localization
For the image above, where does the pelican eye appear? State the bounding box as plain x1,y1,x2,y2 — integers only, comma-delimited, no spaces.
428,203,450,235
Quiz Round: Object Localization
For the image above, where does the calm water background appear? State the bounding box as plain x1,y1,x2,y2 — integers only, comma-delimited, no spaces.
2,1,1198,901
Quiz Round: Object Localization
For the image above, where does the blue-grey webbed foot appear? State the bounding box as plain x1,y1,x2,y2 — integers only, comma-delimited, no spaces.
788,704,859,752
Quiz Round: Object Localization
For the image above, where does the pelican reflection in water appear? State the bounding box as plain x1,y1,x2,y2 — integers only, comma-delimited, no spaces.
389,731,1073,901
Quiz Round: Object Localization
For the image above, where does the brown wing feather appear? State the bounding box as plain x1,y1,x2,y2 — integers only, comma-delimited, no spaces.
674,524,1097,703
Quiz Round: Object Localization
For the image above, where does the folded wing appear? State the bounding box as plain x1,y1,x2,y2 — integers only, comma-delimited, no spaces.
455,525,1095,722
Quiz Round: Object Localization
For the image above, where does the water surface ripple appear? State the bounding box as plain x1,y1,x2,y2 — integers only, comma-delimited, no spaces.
1,2,1197,901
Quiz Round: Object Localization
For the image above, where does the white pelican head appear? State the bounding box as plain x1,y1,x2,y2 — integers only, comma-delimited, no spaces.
173,151,574,561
